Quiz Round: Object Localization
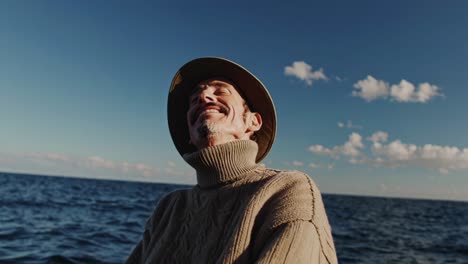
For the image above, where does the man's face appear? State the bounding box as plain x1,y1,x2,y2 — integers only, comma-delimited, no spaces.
187,78,261,149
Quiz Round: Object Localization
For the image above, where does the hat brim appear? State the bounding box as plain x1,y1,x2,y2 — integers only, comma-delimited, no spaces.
168,57,276,163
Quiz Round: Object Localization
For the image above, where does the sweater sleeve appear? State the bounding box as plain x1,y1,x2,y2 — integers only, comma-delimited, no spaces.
125,191,180,264
125,219,152,264
255,220,329,264
126,240,143,264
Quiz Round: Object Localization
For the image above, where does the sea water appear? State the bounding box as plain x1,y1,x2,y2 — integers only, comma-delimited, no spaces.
1,172,467,263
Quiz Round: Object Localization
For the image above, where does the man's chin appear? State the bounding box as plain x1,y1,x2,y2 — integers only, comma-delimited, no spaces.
193,120,221,138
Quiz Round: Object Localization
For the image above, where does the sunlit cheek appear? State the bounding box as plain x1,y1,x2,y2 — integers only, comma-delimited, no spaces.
230,109,248,132
227,105,236,120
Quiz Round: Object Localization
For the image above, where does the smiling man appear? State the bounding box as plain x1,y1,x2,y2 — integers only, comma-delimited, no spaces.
187,78,262,149
127,58,337,264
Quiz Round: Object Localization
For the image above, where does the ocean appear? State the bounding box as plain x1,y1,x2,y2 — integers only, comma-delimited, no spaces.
1,172,467,263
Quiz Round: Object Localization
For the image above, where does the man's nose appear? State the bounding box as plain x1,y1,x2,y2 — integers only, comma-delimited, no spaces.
199,90,215,103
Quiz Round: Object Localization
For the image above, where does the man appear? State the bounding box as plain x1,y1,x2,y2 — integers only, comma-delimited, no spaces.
127,57,337,263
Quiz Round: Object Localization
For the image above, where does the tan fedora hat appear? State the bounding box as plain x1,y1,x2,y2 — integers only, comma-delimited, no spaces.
167,57,276,163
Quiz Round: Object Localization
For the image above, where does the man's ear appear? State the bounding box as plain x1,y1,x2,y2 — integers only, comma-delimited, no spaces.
246,112,262,133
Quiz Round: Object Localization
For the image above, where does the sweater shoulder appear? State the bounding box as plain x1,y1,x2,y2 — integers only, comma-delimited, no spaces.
262,169,322,198
145,188,192,230
255,169,328,227
256,170,313,221
254,169,337,261
155,188,191,208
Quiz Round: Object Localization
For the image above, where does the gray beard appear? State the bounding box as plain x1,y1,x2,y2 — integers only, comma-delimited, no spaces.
197,120,222,139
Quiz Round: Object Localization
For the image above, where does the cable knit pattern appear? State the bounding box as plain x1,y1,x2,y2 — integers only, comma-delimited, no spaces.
126,140,337,264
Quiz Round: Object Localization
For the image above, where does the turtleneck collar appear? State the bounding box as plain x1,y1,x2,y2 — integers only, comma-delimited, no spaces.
183,140,260,188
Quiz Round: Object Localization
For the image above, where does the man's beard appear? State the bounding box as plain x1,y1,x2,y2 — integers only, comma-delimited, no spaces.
197,119,222,139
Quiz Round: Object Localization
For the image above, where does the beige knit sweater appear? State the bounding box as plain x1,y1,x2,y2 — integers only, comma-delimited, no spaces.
127,140,337,264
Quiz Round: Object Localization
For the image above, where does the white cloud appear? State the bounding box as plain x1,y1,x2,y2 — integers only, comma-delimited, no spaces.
309,132,364,158
0,152,161,179
309,131,468,174
372,140,418,161
390,79,415,102
352,75,389,101
86,156,116,170
368,131,389,144
439,168,449,174
164,167,185,176
44,153,70,161
417,83,440,102
380,183,388,192
343,133,364,157
371,140,468,172
338,120,362,129
292,161,304,166
353,75,441,103
284,61,328,86
308,145,334,156
390,80,441,103
309,163,320,168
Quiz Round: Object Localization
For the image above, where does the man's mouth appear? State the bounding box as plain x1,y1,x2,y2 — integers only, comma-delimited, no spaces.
201,108,221,114
191,103,229,124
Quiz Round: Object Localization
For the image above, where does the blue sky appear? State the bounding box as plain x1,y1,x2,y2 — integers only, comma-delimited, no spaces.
1,1,468,201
